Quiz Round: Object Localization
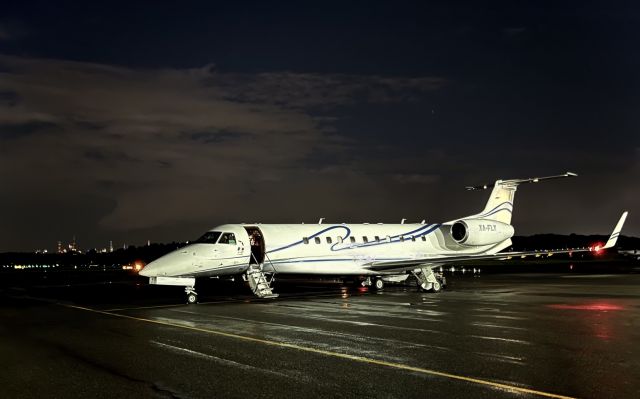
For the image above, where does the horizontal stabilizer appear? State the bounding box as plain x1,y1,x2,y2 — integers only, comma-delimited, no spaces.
466,171,577,191
603,211,629,249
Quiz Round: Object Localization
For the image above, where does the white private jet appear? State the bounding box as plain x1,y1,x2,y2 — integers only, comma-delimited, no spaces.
140,172,629,304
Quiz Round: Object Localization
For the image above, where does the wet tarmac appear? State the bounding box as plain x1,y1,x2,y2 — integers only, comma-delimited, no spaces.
1,273,639,398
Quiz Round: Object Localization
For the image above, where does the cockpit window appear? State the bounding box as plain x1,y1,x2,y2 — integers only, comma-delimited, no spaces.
195,231,222,244
218,232,236,245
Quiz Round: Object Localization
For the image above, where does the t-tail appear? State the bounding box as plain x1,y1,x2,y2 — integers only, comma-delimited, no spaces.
465,171,578,225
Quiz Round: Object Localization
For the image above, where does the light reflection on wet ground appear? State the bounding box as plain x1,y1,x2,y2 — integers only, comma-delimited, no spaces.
1,273,639,398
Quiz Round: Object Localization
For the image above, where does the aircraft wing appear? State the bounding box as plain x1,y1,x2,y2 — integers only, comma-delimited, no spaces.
365,211,628,272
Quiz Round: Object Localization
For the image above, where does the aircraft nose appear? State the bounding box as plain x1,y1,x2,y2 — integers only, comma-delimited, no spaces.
139,260,158,277
139,254,174,277
139,248,192,277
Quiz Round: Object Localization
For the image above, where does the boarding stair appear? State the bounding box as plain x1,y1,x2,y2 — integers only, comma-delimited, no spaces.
245,262,279,299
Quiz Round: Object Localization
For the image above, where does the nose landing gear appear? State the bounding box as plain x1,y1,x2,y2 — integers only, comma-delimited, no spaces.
361,277,385,290
185,286,198,304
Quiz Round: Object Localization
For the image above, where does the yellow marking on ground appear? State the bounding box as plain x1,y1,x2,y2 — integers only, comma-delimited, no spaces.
63,303,576,399
103,300,239,312
103,291,349,312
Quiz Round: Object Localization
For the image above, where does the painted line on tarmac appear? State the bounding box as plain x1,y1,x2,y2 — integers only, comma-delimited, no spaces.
103,291,352,312
62,303,576,399
103,299,241,312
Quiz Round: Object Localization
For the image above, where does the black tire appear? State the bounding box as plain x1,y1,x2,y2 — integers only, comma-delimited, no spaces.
186,292,198,304
432,281,442,292
374,279,384,290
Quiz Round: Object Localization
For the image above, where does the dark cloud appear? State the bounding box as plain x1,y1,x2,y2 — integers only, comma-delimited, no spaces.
214,71,447,109
0,54,637,249
0,90,19,106
0,54,458,250
83,148,137,164
183,130,247,144
0,120,58,139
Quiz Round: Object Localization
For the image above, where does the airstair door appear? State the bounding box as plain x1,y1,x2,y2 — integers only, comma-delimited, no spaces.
244,226,265,265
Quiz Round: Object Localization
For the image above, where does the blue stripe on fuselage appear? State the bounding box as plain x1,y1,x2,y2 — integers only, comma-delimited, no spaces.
267,223,441,255
268,225,351,254
477,201,513,218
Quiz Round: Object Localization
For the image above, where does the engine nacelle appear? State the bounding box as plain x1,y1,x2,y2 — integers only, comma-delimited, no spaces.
450,219,514,246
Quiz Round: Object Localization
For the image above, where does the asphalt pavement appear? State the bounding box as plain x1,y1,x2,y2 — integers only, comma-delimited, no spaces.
1,273,639,398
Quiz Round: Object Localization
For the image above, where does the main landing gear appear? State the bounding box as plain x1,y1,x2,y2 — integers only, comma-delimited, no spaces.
412,267,446,292
185,286,198,304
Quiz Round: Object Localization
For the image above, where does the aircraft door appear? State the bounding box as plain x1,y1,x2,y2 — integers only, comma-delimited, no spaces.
244,227,265,265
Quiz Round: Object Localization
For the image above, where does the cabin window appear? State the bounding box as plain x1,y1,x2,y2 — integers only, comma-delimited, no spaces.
350,237,356,243
303,237,309,244
411,236,416,242
363,236,368,243
374,236,380,242
195,231,221,244
218,233,236,245
315,237,321,244
326,237,332,244
421,236,426,241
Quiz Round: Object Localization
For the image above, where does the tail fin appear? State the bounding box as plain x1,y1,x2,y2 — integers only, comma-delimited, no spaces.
465,172,578,224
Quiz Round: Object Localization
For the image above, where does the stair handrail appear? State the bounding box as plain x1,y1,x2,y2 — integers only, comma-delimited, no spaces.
264,251,276,272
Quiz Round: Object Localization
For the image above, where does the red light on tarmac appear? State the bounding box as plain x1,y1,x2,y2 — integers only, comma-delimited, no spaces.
547,302,623,311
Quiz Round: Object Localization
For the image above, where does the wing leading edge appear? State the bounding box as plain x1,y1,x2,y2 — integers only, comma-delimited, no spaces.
366,211,629,273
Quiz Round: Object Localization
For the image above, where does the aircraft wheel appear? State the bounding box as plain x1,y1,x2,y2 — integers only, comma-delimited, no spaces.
432,281,442,293
374,278,384,290
186,292,198,304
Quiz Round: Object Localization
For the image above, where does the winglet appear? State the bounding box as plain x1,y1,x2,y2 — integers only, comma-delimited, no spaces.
603,211,629,249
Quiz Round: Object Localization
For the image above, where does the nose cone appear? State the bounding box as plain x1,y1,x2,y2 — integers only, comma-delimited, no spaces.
138,262,157,277
140,248,192,277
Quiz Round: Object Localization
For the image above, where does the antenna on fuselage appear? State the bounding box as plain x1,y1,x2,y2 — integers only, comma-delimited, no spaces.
318,218,324,224
401,218,406,224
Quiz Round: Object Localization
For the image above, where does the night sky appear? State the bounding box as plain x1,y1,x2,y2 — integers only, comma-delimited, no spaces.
1,1,638,251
